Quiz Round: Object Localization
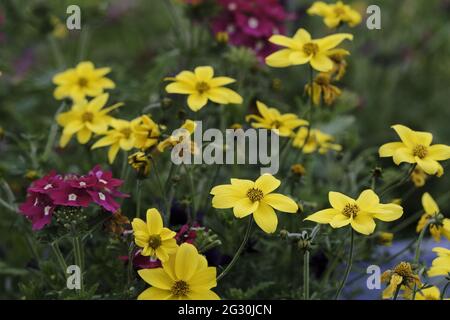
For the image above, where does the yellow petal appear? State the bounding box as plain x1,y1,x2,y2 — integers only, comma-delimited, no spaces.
189,267,217,291
137,268,174,290
356,189,379,211
329,191,354,211
263,193,298,213
146,208,163,234
304,208,337,223
175,243,199,281
393,148,415,165
194,66,214,81
187,93,208,111
268,35,297,48
166,81,196,94
212,194,244,209
156,247,170,262
293,28,311,43
209,76,236,87
187,289,220,300
265,49,293,67
137,287,173,300
253,201,278,234
289,51,311,65
174,70,197,83
88,93,108,111
379,142,405,157
63,120,84,135
310,54,334,72
255,174,281,194
392,125,415,148
160,228,177,240
76,127,92,144
427,144,450,161
206,88,230,104
329,213,351,228
351,214,376,235
213,87,243,104
316,33,353,51
233,198,259,218
59,133,73,148
416,158,439,175
107,143,120,163
132,218,148,234
372,204,403,222
421,192,439,215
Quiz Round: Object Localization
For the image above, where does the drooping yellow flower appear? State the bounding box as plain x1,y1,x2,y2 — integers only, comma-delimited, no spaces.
245,101,309,137
377,232,394,246
157,119,197,153
292,127,342,154
307,1,362,28
165,66,243,111
411,167,427,187
416,192,450,242
328,48,349,80
137,243,220,300
134,115,161,150
91,118,141,163
305,189,403,235
304,72,341,106
56,94,122,147
53,61,115,102
414,286,445,300
131,208,177,261
381,262,420,299
265,28,353,72
210,174,298,233
428,247,450,278
128,151,151,178
379,124,450,177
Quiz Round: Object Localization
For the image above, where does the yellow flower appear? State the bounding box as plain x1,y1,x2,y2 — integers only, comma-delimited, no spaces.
328,48,349,80
377,232,394,246
305,72,341,106
131,208,177,262
292,127,342,154
157,119,196,153
210,174,298,233
381,262,420,299
165,66,243,111
305,189,403,235
134,115,161,150
137,243,220,300
379,124,450,177
91,118,141,163
128,151,151,178
416,192,450,242
411,167,427,187
307,1,362,28
291,164,306,177
50,16,68,39
428,247,450,278
414,286,444,300
53,61,115,102
265,28,353,72
56,94,122,147
245,101,309,137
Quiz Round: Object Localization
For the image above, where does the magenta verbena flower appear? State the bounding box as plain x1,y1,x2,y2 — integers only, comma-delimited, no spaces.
19,165,128,230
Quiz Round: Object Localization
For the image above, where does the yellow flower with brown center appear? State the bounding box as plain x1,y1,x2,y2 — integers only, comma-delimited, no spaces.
381,262,421,299
416,192,450,242
53,61,115,102
245,101,309,137
292,127,342,154
305,72,341,106
307,1,362,28
379,125,450,177
305,189,403,235
428,247,450,278
165,66,243,111
91,118,141,163
134,115,161,150
131,208,177,262
56,94,122,147
137,243,219,300
265,28,353,72
210,174,298,234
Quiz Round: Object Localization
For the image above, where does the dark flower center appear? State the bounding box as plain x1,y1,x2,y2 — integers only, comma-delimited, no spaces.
121,128,132,138
342,203,359,218
303,42,319,56
82,111,94,122
413,144,428,159
78,77,88,87
315,73,331,86
334,7,346,16
196,81,210,94
148,235,162,250
247,188,264,202
171,280,189,297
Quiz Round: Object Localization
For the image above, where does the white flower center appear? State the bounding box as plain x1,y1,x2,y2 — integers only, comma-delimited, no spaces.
99,179,108,184
79,182,86,187
44,184,53,190
226,25,235,34
228,3,237,11
98,192,106,201
44,206,51,216
33,198,39,206
68,194,77,201
248,17,259,29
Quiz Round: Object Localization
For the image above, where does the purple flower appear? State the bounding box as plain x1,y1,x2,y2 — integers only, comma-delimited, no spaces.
19,193,55,231
49,182,92,207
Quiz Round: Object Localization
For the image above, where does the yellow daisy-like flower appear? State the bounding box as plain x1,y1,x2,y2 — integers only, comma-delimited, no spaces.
52,61,115,102
210,174,298,234
157,119,197,153
381,262,420,299
131,208,177,261
292,127,342,154
414,286,446,300
134,115,161,150
91,118,141,163
265,28,353,72
416,192,450,242
305,189,403,235
428,247,450,278
304,72,341,106
245,101,309,137
56,94,122,147
307,1,362,28
165,66,243,111
379,124,450,177
137,243,219,300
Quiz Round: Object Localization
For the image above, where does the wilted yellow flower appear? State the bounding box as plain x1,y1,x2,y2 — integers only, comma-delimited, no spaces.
134,115,161,150
131,208,177,261
56,94,122,147
50,16,68,39
211,174,298,233
305,72,341,106
137,243,219,300
245,101,309,137
24,170,39,180
416,192,450,242
292,127,342,154
379,124,450,177
414,286,445,300
411,167,427,187
165,66,243,111
381,262,420,299
157,119,196,153
265,28,353,72
305,189,403,235
291,164,306,177
53,61,115,102
428,247,450,277
128,151,151,178
377,232,394,246
215,31,229,44
307,1,362,28
328,48,349,80
91,118,140,163
106,210,130,236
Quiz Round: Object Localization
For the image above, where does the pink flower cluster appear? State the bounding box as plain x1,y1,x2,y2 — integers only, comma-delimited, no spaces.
211,0,292,60
19,165,128,230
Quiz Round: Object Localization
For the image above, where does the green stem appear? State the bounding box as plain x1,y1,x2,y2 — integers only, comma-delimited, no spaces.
72,236,84,293
393,285,401,300
304,250,310,300
411,222,429,299
184,164,197,218
42,102,65,162
442,282,450,300
334,228,354,300
135,179,142,218
51,241,68,278
217,217,253,282
150,157,165,198
298,66,314,152
380,164,416,197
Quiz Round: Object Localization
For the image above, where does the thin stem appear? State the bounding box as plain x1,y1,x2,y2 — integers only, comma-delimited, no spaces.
442,282,450,300
393,285,401,300
150,157,165,198
51,241,68,278
42,102,65,162
380,164,416,197
72,236,84,293
135,179,142,218
411,221,429,299
303,250,310,300
334,228,355,300
217,217,253,282
184,164,197,218
298,66,314,152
